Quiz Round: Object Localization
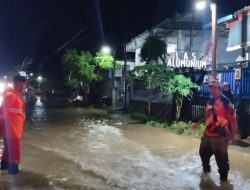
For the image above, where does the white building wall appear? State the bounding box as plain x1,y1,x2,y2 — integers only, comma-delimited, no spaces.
135,48,145,66
127,27,242,70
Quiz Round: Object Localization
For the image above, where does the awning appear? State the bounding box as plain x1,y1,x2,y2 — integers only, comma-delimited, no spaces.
227,8,250,51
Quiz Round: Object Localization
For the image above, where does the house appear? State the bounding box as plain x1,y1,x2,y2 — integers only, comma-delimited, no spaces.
123,6,250,136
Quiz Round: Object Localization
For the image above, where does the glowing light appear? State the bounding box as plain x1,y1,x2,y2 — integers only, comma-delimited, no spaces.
37,76,42,81
101,46,111,54
0,82,4,93
195,1,207,10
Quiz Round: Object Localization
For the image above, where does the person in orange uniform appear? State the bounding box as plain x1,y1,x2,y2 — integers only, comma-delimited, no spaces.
193,79,237,182
0,74,27,175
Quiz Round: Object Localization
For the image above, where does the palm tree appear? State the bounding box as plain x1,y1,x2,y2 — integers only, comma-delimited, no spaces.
140,35,167,64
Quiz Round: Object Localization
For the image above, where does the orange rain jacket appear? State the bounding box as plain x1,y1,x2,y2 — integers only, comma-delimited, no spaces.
0,88,26,139
204,96,235,137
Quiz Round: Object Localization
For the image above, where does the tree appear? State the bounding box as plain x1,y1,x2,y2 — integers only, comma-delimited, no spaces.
127,64,172,118
63,49,99,84
62,49,80,89
140,35,167,64
78,51,98,81
62,49,98,99
62,49,117,103
94,51,121,84
128,34,169,118
160,74,199,121
129,34,200,121
94,52,114,70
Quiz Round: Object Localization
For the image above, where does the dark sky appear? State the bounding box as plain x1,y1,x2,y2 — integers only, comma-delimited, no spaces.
0,0,249,74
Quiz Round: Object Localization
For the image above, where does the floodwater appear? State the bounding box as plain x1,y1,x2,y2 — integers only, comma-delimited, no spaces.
0,96,250,190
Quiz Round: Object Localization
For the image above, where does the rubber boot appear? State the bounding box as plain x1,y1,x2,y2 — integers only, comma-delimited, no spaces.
8,163,19,175
0,160,8,170
220,173,228,182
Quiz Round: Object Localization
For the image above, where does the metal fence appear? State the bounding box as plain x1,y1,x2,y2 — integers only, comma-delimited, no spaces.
191,67,250,121
220,68,250,99
240,68,250,99
192,104,206,121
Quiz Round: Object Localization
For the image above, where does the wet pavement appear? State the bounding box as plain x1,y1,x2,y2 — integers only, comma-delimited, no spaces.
0,97,250,190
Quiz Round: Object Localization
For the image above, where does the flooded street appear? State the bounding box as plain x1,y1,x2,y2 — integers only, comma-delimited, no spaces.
1,97,250,190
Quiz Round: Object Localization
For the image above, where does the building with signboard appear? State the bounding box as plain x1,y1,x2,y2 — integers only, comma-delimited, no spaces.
126,13,247,70
123,6,250,136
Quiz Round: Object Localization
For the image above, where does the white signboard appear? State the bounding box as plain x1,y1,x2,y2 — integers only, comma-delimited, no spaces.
234,68,241,80
167,52,206,69
203,73,222,83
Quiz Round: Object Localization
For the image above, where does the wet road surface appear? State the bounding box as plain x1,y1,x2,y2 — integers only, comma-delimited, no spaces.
0,97,250,190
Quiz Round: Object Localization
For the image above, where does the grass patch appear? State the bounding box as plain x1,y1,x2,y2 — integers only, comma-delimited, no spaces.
146,120,169,128
147,120,206,138
169,121,191,134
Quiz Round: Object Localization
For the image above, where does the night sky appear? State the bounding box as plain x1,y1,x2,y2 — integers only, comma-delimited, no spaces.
0,0,249,74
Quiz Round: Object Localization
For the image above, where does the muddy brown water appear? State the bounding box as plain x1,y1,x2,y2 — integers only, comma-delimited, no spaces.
0,97,250,190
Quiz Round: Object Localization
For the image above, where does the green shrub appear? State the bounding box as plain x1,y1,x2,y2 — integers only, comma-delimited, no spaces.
169,121,192,134
142,119,206,138
146,121,168,128
190,123,206,138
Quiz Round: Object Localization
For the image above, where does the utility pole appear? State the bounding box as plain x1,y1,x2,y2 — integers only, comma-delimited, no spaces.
123,44,128,113
195,0,217,79
210,1,217,79
112,50,116,111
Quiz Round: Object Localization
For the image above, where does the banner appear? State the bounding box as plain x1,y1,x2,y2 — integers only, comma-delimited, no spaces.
227,8,250,51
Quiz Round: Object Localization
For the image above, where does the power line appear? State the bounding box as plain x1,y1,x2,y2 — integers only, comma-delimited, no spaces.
42,20,93,60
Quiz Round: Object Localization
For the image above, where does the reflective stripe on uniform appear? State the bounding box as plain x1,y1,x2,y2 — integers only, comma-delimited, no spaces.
9,108,24,113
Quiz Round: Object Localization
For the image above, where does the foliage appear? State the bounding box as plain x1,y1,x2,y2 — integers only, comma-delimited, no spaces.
127,64,172,83
169,121,192,134
62,49,98,89
140,35,167,64
189,123,206,138
127,34,168,118
170,121,206,138
161,74,199,99
65,78,78,89
62,49,79,77
169,121,206,137
146,120,168,128
147,120,205,138
78,51,98,81
127,64,172,117
160,74,199,121
94,52,115,70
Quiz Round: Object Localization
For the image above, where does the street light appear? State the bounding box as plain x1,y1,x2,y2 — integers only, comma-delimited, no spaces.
196,0,217,79
101,46,111,54
37,76,42,82
37,76,42,91
195,1,206,10
101,45,116,110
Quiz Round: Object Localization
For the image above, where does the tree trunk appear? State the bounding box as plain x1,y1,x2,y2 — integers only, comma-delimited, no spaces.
147,80,152,119
175,95,183,121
